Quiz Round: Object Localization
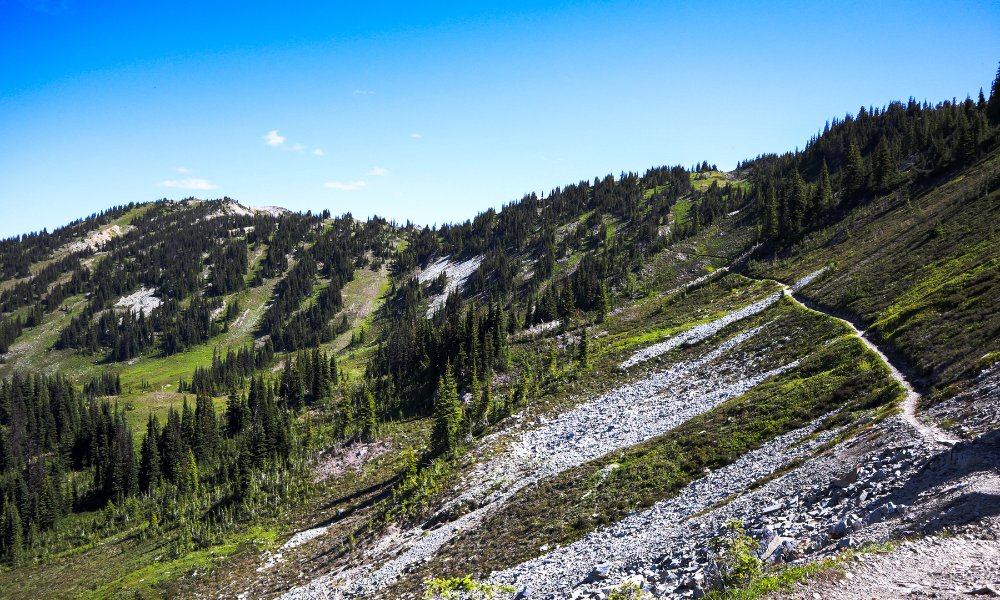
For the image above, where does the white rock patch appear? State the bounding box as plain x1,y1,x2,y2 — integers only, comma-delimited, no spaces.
115,287,162,316
620,292,782,369
417,255,484,317
791,267,828,292
65,224,132,253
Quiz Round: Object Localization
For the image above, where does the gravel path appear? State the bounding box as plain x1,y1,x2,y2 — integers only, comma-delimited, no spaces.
776,270,958,447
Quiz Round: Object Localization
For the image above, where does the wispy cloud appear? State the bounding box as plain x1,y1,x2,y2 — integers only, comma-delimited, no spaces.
409,133,422,139
323,180,367,191
313,148,325,156
291,143,305,152
353,89,375,96
368,167,389,176
264,130,286,147
176,166,190,174
160,178,218,191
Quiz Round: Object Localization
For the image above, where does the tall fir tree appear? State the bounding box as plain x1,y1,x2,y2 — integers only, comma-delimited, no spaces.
431,364,462,455
842,139,867,199
360,388,378,442
987,63,1000,126
764,187,779,242
139,413,161,493
815,159,833,212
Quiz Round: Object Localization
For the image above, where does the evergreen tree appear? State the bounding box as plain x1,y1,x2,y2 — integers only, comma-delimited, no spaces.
789,170,807,235
987,63,1000,125
225,390,247,436
596,282,610,323
578,327,589,368
193,393,218,463
815,159,833,212
873,136,897,191
139,414,161,493
1,499,23,566
185,448,199,495
431,364,462,455
360,388,377,442
842,139,867,199
764,187,779,242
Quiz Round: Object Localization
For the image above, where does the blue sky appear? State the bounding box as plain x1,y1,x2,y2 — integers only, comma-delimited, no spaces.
1,1,998,238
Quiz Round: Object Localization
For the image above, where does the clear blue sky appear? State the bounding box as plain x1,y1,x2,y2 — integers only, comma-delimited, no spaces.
1,0,998,238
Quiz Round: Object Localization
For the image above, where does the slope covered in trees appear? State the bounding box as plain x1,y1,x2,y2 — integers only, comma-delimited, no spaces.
0,70,996,598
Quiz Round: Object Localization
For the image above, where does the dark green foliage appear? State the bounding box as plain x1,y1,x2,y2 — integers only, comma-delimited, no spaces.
139,414,161,493
83,372,121,398
841,139,867,199
988,63,1000,125
431,365,462,455
184,342,274,396
208,238,249,296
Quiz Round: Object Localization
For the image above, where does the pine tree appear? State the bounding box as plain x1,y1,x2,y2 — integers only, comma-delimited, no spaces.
225,389,246,436
1,499,23,566
987,63,1000,126
578,327,589,368
193,393,218,462
185,448,199,495
873,136,897,191
815,159,833,212
789,171,806,235
329,353,339,384
764,188,780,242
596,282,610,323
842,139,867,199
547,342,558,377
558,279,575,321
431,364,462,455
139,414,161,492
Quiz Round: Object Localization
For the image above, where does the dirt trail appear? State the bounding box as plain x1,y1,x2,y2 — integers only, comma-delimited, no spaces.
773,273,959,446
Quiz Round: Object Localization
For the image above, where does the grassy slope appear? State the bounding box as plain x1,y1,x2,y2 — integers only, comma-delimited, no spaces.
0,237,399,598
755,149,1000,391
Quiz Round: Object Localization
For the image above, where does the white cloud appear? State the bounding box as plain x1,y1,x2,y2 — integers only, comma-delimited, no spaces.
291,143,305,152
409,133,422,139
176,166,190,174
160,178,219,191
313,148,325,156
353,89,375,96
323,180,367,191
368,167,389,176
264,130,286,147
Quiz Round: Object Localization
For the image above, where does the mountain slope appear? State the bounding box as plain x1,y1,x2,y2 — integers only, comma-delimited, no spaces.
0,83,998,599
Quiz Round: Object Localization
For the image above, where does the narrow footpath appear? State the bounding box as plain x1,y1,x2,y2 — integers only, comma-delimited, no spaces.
769,274,959,446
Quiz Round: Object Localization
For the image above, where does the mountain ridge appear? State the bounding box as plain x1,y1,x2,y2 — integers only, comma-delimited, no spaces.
0,77,998,599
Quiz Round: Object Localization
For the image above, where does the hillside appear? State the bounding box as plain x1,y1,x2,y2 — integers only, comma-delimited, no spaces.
0,77,998,599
